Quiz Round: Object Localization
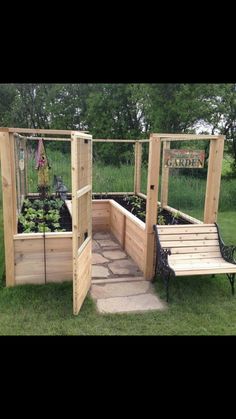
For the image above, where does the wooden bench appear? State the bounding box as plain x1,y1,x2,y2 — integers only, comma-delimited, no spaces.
153,223,236,301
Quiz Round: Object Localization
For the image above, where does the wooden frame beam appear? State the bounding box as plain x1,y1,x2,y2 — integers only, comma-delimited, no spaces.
93,139,136,143
204,136,224,223
144,134,161,280
0,131,17,286
158,134,219,140
0,127,88,135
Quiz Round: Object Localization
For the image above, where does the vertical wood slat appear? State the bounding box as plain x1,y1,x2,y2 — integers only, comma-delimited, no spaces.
71,132,93,315
88,138,92,238
144,135,161,280
9,134,17,233
71,134,79,313
134,141,142,194
14,137,21,213
160,140,170,207
0,132,17,286
204,136,224,223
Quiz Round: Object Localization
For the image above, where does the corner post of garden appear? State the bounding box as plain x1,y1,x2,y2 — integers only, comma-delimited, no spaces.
204,135,225,223
144,134,161,280
0,128,17,286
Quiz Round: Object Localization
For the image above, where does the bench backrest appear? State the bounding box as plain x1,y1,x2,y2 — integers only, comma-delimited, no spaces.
156,224,221,261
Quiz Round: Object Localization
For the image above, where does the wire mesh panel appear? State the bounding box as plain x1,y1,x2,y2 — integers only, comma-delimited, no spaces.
92,141,135,193
161,140,208,222
26,140,71,194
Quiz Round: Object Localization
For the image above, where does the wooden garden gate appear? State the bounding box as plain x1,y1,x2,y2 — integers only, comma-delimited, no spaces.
71,132,93,315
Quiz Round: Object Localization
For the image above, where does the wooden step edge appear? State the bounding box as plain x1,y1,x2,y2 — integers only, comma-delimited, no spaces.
91,276,145,285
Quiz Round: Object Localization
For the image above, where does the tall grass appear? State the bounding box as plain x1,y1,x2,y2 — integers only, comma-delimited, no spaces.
26,150,236,215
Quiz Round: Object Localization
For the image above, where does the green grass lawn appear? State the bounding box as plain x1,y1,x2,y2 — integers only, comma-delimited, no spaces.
1,156,236,335
0,210,235,335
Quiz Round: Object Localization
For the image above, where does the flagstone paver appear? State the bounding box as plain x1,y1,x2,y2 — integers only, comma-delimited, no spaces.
108,259,141,275
98,239,120,248
97,294,167,314
93,232,111,240
91,232,166,313
102,250,127,260
92,240,100,251
91,281,151,299
92,265,109,278
92,253,109,265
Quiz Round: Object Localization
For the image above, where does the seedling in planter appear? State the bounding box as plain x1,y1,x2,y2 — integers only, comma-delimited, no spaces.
38,224,51,233
52,223,60,229
24,207,38,220
23,198,31,208
171,211,181,224
158,215,166,225
137,210,146,220
18,215,36,233
32,199,45,210
45,209,60,223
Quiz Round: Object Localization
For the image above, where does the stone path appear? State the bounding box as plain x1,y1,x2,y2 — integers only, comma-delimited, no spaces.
91,232,166,313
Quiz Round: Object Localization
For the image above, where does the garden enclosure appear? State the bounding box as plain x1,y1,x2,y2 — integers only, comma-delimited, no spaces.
0,128,225,314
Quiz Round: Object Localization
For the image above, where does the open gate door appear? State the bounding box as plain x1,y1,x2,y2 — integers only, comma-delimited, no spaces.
71,131,93,315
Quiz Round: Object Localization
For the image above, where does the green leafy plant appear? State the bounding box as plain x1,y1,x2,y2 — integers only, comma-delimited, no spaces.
24,207,38,220
32,199,45,210
173,211,181,219
37,224,51,233
137,210,146,220
157,215,166,225
23,198,31,208
45,209,60,223
18,215,36,232
20,197,65,233
123,195,143,210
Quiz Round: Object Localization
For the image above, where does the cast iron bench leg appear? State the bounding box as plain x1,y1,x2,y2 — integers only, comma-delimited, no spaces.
227,273,235,295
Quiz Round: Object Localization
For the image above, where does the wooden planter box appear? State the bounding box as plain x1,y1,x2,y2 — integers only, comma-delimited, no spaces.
93,199,146,272
13,199,203,285
13,199,146,285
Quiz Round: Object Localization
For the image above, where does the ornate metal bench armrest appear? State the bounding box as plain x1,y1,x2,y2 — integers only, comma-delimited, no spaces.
153,225,174,275
220,245,236,264
215,223,236,264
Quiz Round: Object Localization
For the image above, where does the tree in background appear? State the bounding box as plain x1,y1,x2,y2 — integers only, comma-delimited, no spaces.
0,83,235,170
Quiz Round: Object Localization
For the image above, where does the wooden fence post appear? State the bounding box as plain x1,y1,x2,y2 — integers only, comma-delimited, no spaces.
204,136,224,223
144,134,161,280
0,131,17,286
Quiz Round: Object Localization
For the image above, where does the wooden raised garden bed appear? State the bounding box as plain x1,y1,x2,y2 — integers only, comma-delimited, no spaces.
0,128,225,315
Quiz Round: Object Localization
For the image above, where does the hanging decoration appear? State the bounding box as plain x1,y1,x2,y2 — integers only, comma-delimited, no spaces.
35,139,50,191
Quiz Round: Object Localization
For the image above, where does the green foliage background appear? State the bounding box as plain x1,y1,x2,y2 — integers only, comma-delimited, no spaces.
0,83,235,169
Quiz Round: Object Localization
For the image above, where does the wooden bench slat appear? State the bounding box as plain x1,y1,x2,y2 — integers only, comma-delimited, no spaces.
158,226,217,234
174,267,236,276
169,260,236,274
170,258,229,268
169,251,222,260
162,240,219,248
160,233,218,241
170,246,220,254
